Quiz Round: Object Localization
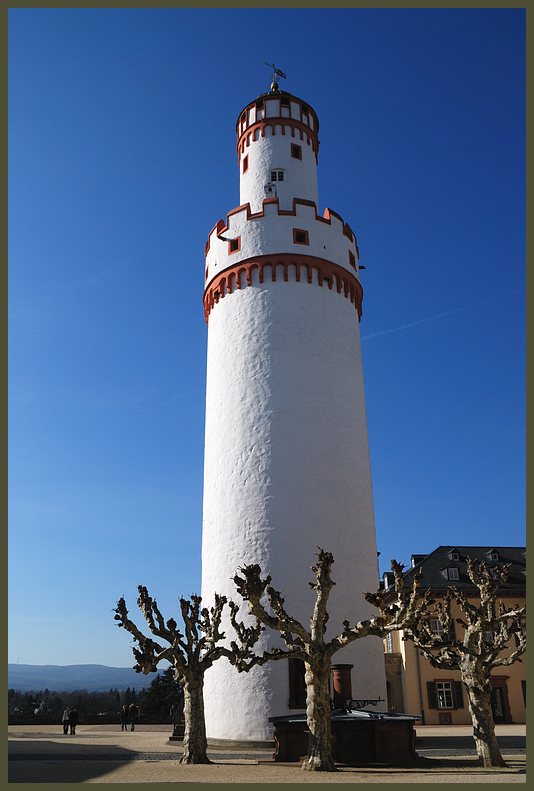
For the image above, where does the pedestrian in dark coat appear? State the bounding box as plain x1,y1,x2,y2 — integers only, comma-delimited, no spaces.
120,705,129,731
129,702,139,731
69,707,78,735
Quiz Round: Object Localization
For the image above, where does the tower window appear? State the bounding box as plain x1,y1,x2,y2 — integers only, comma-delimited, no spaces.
243,155,248,173
281,97,290,107
288,657,306,709
348,251,356,269
228,237,241,254
271,170,284,182
293,229,309,245
291,144,302,160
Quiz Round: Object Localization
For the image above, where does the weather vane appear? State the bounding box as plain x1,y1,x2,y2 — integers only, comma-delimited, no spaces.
265,62,286,91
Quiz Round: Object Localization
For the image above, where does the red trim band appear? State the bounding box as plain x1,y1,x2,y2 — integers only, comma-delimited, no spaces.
203,253,363,324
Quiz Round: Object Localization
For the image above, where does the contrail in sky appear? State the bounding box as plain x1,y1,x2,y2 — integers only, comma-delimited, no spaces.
360,289,523,340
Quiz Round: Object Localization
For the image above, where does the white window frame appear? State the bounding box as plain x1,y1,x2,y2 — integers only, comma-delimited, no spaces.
436,681,454,709
448,567,459,580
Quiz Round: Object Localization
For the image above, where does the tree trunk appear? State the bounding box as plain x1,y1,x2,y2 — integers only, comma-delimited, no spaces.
180,672,211,764
301,660,337,772
465,683,507,767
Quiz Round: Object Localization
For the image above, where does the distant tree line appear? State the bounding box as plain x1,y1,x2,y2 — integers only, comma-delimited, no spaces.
8,667,183,723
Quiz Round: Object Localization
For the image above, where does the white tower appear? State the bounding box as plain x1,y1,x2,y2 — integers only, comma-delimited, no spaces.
201,83,386,741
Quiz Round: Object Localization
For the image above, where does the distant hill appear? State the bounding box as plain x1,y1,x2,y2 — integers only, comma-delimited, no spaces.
8,664,160,693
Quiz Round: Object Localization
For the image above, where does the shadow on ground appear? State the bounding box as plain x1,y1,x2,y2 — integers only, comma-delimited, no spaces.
415,734,526,754
8,739,148,783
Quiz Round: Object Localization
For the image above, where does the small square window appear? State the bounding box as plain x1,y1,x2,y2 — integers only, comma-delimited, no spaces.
491,553,499,561
243,155,248,173
291,144,302,160
293,229,309,245
228,237,241,254
271,170,284,182
452,552,459,561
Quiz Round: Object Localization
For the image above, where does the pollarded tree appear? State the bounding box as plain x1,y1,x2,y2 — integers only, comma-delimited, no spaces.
114,587,262,764
233,548,429,772
403,558,526,768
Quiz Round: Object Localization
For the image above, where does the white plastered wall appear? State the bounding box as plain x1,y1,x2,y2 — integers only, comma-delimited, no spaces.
239,126,319,213
201,270,386,741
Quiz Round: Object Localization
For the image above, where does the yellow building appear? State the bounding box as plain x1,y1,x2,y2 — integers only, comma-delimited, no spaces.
383,546,526,725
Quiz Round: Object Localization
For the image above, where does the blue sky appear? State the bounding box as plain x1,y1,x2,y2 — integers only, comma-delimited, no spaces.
9,8,525,669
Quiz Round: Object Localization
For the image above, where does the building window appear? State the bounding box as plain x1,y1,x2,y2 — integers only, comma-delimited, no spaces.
291,144,302,160
430,619,445,637
452,552,459,561
228,237,241,254
293,229,309,245
386,632,394,653
271,170,284,182
447,567,459,581
242,155,248,173
348,251,356,269
436,682,454,709
427,680,464,710
491,552,499,561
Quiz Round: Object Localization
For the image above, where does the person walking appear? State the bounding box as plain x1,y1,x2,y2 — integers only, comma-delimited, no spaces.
69,707,78,735
120,705,129,731
62,706,70,735
129,702,139,731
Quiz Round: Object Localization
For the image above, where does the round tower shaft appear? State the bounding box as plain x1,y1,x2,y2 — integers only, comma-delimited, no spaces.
201,88,386,741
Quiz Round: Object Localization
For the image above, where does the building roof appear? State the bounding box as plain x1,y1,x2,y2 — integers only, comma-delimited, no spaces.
383,545,526,595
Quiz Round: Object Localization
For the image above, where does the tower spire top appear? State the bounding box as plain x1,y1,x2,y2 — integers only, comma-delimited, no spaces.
265,61,286,92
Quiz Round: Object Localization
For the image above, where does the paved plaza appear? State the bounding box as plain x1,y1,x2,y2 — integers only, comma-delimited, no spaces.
8,723,526,784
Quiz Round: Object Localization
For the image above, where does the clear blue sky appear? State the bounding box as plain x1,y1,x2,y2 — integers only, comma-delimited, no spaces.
9,8,525,669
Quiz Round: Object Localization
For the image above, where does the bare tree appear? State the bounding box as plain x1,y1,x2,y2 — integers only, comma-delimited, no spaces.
403,559,526,767
233,548,428,771
114,587,262,764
